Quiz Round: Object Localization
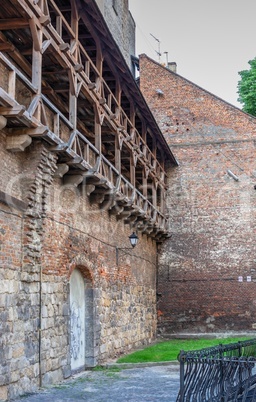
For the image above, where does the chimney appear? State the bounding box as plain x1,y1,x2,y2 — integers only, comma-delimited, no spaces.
167,62,177,73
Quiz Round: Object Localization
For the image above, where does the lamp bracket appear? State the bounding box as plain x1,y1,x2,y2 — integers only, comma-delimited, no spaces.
115,246,135,266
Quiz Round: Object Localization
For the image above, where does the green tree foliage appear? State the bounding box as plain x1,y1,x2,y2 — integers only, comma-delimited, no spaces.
237,58,256,116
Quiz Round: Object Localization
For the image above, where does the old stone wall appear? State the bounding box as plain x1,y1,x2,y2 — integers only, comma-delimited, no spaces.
140,54,256,334
95,0,135,70
0,134,43,399
39,177,157,385
0,128,157,399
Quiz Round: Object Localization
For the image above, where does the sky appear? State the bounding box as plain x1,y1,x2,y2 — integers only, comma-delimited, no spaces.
129,0,256,108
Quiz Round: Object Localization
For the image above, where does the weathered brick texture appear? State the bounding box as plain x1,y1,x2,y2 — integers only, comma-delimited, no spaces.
0,128,157,398
140,54,256,334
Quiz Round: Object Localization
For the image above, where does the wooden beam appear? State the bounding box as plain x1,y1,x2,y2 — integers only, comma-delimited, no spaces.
0,19,29,30
41,39,51,54
31,22,43,109
0,43,15,52
142,169,148,198
40,102,48,126
27,95,41,117
42,69,68,76
56,16,62,37
115,134,121,171
69,72,78,130
68,70,76,97
8,126,48,137
130,155,135,187
36,0,50,19
0,52,33,92
29,19,41,52
0,88,20,107
94,118,101,152
0,41,31,77
0,105,26,117
8,70,16,98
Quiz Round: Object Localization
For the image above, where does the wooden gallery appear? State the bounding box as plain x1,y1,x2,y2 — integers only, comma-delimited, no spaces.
0,0,177,398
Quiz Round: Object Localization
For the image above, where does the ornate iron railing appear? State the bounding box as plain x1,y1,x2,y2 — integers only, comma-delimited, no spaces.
176,338,256,401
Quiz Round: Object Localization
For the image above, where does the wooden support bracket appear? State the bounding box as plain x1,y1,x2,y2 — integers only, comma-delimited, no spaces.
41,39,52,54
0,105,26,117
76,81,83,97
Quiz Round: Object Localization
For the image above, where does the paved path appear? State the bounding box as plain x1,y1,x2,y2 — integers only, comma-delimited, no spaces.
14,364,180,402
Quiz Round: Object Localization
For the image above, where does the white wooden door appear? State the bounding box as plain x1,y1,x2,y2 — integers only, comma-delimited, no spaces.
70,269,85,371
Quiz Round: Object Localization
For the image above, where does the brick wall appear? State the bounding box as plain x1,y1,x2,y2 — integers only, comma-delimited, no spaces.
0,127,157,398
140,54,256,334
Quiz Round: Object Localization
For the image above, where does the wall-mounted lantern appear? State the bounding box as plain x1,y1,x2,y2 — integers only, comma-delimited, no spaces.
116,232,138,265
128,232,138,248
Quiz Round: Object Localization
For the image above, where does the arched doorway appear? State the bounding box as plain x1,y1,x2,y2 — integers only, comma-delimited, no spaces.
70,267,95,371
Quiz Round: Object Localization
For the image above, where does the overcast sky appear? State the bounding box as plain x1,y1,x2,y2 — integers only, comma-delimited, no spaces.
129,0,256,108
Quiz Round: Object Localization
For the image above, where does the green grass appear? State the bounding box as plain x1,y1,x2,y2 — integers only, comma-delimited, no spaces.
117,337,251,364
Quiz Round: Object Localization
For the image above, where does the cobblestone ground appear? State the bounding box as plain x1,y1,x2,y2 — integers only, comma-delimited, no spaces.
13,364,180,402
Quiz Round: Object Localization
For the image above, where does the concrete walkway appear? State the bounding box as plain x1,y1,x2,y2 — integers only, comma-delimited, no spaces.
13,364,180,402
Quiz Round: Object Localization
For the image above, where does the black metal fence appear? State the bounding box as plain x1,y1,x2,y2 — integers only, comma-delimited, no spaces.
176,338,256,401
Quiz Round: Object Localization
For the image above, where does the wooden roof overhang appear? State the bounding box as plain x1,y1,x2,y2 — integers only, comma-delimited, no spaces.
0,0,177,240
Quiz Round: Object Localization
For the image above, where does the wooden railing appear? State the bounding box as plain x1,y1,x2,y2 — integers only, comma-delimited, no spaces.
0,0,170,238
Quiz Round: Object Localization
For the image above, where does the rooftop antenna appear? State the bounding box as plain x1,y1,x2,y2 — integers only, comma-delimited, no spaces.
150,33,161,62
